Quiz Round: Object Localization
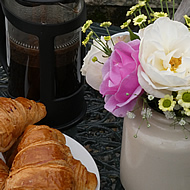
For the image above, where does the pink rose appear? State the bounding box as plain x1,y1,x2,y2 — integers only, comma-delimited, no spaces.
100,40,143,117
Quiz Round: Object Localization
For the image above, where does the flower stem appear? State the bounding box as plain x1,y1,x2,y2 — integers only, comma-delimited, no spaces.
89,28,112,56
165,1,170,17
89,28,107,49
88,41,107,55
145,5,152,23
182,126,188,139
105,27,115,47
172,0,175,20
147,2,154,14
160,0,164,12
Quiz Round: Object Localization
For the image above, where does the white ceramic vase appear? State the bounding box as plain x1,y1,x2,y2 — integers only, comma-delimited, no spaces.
120,107,190,190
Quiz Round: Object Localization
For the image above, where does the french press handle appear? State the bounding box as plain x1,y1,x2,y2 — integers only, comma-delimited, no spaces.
0,3,8,74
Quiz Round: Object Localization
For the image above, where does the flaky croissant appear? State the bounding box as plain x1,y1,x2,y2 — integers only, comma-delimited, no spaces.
0,97,47,152
4,125,97,190
0,159,9,190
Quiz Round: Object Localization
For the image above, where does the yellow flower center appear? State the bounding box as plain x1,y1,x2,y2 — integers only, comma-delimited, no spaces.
163,99,171,108
182,92,190,102
169,57,182,72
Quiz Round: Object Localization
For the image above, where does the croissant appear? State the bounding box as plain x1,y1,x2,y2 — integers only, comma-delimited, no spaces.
3,125,68,168
0,159,9,190
4,125,98,190
0,97,47,152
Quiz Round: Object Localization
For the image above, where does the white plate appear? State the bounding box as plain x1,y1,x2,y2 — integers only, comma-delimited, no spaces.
0,135,100,190
65,134,100,190
0,153,5,162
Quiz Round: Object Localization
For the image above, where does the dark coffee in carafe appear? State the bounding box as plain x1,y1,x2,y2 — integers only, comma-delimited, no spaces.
8,37,81,101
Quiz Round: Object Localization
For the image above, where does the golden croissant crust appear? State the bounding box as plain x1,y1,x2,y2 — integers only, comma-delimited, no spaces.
0,97,47,152
0,159,9,190
4,125,98,190
5,162,74,190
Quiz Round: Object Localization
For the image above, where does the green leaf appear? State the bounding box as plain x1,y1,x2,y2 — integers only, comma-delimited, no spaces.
128,28,140,41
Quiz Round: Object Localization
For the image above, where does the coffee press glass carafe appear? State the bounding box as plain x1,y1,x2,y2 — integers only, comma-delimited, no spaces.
0,0,87,129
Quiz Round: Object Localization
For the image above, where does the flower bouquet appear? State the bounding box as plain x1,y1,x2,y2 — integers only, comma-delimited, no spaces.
81,0,190,137
81,1,190,189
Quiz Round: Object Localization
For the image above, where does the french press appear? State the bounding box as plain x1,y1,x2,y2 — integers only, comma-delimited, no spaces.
0,0,87,129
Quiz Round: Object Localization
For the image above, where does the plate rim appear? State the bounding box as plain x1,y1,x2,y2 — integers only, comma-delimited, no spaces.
64,134,100,190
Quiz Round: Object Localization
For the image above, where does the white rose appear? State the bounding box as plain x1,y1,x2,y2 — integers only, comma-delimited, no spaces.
138,17,190,98
81,37,107,91
81,60,103,91
111,31,131,44
81,33,130,91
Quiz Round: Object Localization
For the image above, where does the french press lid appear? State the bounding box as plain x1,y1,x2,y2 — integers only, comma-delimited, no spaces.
16,0,76,6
